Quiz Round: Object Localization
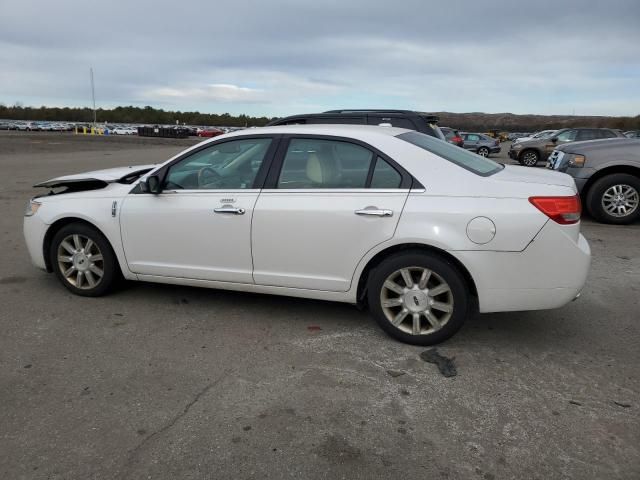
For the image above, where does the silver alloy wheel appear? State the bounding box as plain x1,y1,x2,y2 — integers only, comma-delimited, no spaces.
601,184,639,218
380,267,454,336
478,147,489,157
57,234,104,289
521,151,538,166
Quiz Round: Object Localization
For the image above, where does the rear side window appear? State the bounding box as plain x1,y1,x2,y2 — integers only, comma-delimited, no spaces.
278,138,373,188
577,129,598,141
600,130,617,139
397,131,503,176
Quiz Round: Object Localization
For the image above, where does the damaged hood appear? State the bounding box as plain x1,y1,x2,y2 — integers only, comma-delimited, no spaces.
34,164,156,188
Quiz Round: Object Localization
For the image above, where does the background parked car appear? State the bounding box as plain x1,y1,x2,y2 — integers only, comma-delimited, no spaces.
461,132,501,157
547,138,640,224
440,127,464,147
267,109,446,140
197,127,225,138
624,130,640,138
509,127,625,167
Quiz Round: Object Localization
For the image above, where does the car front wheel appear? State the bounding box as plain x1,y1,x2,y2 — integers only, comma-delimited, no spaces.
367,252,470,345
50,223,119,296
586,173,640,225
519,149,539,166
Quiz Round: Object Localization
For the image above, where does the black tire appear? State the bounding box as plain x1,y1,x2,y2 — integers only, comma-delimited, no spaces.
50,222,120,296
586,173,640,225
367,251,471,345
519,149,539,167
477,146,490,157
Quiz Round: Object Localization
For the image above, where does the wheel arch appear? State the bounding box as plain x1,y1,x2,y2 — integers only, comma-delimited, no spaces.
518,147,541,161
355,243,478,306
43,217,116,273
580,164,640,200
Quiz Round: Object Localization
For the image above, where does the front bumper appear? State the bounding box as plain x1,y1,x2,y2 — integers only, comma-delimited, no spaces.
508,149,520,160
451,221,591,313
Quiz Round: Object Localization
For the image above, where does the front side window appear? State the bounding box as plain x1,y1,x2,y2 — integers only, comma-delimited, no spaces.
397,131,502,176
556,130,577,142
466,134,481,142
164,138,272,190
278,138,374,188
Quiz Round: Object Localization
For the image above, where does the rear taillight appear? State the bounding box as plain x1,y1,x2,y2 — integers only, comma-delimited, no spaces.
529,195,581,225
452,136,462,143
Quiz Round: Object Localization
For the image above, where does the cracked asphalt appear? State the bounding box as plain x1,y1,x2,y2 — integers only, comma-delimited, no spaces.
1,132,639,479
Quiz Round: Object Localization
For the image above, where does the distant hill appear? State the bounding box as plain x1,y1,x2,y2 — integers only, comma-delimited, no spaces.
1,103,638,132
434,112,640,132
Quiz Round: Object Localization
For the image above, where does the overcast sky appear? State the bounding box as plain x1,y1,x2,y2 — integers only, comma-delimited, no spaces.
1,0,639,117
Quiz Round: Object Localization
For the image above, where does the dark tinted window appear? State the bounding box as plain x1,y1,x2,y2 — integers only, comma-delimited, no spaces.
577,129,598,141
398,131,502,176
370,157,402,188
307,116,365,125
367,116,415,130
600,130,617,139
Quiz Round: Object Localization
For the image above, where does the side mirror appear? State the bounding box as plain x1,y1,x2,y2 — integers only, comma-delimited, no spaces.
551,137,558,143
142,175,162,194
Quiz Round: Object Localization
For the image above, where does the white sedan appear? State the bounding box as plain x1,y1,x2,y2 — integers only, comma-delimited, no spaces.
23,125,590,345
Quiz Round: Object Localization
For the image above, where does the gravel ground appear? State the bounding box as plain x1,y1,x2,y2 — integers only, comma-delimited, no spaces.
0,132,638,479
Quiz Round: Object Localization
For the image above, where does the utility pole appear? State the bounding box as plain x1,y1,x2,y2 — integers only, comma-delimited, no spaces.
90,67,97,125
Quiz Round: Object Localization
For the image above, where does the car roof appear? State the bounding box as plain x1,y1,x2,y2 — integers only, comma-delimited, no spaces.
225,124,411,138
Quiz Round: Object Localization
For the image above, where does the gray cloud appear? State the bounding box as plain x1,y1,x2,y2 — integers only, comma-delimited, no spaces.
1,0,639,116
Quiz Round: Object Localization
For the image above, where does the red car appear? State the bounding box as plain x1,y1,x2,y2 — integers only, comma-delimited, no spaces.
197,127,225,138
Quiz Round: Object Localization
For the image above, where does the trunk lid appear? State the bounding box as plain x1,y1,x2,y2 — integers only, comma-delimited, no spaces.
492,164,575,189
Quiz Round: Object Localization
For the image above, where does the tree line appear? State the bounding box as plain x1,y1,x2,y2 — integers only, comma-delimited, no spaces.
0,104,273,127
1,103,638,131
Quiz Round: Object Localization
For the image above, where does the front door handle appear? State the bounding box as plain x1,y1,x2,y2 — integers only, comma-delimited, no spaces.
214,207,246,215
355,209,393,217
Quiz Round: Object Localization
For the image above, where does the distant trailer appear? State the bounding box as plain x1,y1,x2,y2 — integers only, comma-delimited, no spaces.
137,126,189,139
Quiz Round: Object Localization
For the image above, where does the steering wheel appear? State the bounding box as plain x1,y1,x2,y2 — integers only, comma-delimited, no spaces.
197,166,221,188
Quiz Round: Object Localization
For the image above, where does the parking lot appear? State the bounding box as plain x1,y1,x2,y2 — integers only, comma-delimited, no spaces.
1,132,639,479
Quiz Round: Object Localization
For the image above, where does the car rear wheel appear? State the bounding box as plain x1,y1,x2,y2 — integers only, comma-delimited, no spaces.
477,147,490,157
519,149,539,167
367,252,470,345
586,174,640,225
50,223,119,296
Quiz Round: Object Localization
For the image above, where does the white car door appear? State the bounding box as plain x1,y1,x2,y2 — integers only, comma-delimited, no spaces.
120,136,276,283
252,136,411,292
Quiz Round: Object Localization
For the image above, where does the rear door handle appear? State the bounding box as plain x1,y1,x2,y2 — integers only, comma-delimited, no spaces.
355,209,393,217
214,207,246,215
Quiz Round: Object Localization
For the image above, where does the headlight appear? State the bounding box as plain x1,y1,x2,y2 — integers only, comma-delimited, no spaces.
24,199,42,217
568,154,585,168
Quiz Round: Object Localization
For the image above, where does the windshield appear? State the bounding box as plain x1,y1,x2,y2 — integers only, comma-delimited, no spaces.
397,131,503,176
